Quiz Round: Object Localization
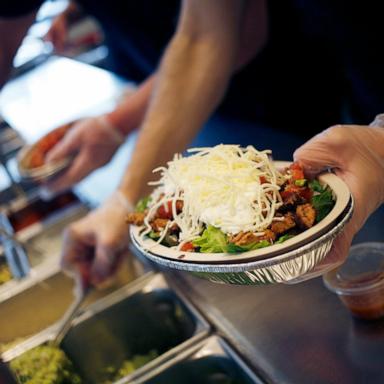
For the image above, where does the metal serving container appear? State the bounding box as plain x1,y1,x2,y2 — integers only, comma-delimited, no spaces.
0,265,75,353
0,190,89,292
135,335,263,384
2,274,209,383
0,254,152,355
0,118,25,160
2,190,87,237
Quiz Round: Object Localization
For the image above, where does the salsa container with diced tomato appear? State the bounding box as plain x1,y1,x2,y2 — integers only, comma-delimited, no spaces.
130,161,353,285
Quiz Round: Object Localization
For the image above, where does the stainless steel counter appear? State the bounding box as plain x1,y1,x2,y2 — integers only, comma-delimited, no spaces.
164,269,384,384
2,56,384,384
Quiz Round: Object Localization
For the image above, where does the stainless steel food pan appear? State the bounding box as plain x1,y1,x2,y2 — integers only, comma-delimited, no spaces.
0,198,89,295
60,274,210,383
134,335,263,384
0,255,152,355
2,274,209,384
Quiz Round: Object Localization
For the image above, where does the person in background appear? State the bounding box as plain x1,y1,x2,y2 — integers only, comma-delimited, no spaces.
0,0,180,191
1,1,384,285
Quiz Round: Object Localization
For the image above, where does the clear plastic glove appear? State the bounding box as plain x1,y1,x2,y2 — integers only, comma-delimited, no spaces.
293,123,384,280
45,115,124,193
61,191,133,286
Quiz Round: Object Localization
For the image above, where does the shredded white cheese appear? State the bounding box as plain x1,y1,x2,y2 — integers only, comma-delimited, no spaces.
145,144,287,243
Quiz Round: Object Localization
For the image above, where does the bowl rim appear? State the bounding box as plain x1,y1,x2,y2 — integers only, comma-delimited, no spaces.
130,197,353,273
130,161,352,264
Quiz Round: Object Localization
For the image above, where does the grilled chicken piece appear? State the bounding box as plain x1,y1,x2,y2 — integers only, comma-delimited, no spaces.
126,212,146,226
150,218,180,234
279,192,304,212
230,229,276,246
151,218,169,232
270,212,296,235
296,203,316,229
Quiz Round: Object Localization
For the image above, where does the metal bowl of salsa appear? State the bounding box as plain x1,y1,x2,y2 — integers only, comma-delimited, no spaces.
17,122,74,183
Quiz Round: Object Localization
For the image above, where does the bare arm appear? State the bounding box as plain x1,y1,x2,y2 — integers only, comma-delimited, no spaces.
0,12,37,87
119,0,250,203
107,0,267,138
106,75,155,136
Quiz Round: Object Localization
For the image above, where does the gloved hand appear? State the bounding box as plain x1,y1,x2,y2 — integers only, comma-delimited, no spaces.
61,190,133,286
45,115,124,193
44,1,84,53
293,123,384,280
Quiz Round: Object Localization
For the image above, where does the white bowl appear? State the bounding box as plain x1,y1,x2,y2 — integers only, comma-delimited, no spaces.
131,160,353,285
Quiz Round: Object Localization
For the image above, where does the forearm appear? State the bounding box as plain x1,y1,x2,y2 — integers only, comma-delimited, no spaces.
120,31,238,203
105,75,155,136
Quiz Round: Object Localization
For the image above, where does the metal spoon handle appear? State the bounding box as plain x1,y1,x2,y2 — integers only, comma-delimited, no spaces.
51,284,90,346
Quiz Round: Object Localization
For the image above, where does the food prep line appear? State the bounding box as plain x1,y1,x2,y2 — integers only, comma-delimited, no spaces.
2,273,212,383
0,254,152,349
1,228,265,384
0,203,268,384
0,190,262,383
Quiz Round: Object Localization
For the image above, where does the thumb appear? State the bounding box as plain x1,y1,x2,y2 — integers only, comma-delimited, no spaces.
293,129,343,178
45,130,79,163
90,243,116,285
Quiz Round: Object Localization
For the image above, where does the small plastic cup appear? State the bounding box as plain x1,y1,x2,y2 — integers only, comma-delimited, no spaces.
323,242,384,320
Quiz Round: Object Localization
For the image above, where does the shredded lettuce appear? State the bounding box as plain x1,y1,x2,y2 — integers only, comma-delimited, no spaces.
192,225,228,253
276,234,294,244
226,240,270,253
148,231,160,240
309,180,335,222
191,226,279,253
308,179,323,193
136,196,152,213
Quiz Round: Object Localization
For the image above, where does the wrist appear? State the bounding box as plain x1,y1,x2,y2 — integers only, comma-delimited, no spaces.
97,115,125,145
104,110,133,138
106,82,152,136
103,190,134,215
114,189,134,212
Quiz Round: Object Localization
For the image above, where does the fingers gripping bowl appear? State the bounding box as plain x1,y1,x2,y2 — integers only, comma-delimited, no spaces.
130,145,353,285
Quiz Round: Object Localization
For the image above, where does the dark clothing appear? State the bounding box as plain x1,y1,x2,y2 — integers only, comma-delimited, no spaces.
77,0,179,82
1,0,384,138
0,0,42,17
0,0,179,82
221,1,384,135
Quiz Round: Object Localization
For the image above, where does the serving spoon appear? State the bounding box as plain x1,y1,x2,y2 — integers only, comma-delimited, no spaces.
50,270,91,347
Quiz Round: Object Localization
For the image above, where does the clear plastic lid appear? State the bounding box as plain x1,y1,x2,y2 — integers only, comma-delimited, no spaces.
323,242,384,294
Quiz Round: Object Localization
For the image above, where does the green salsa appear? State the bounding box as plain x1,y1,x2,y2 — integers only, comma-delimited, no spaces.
0,263,12,285
10,345,82,384
102,349,159,383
